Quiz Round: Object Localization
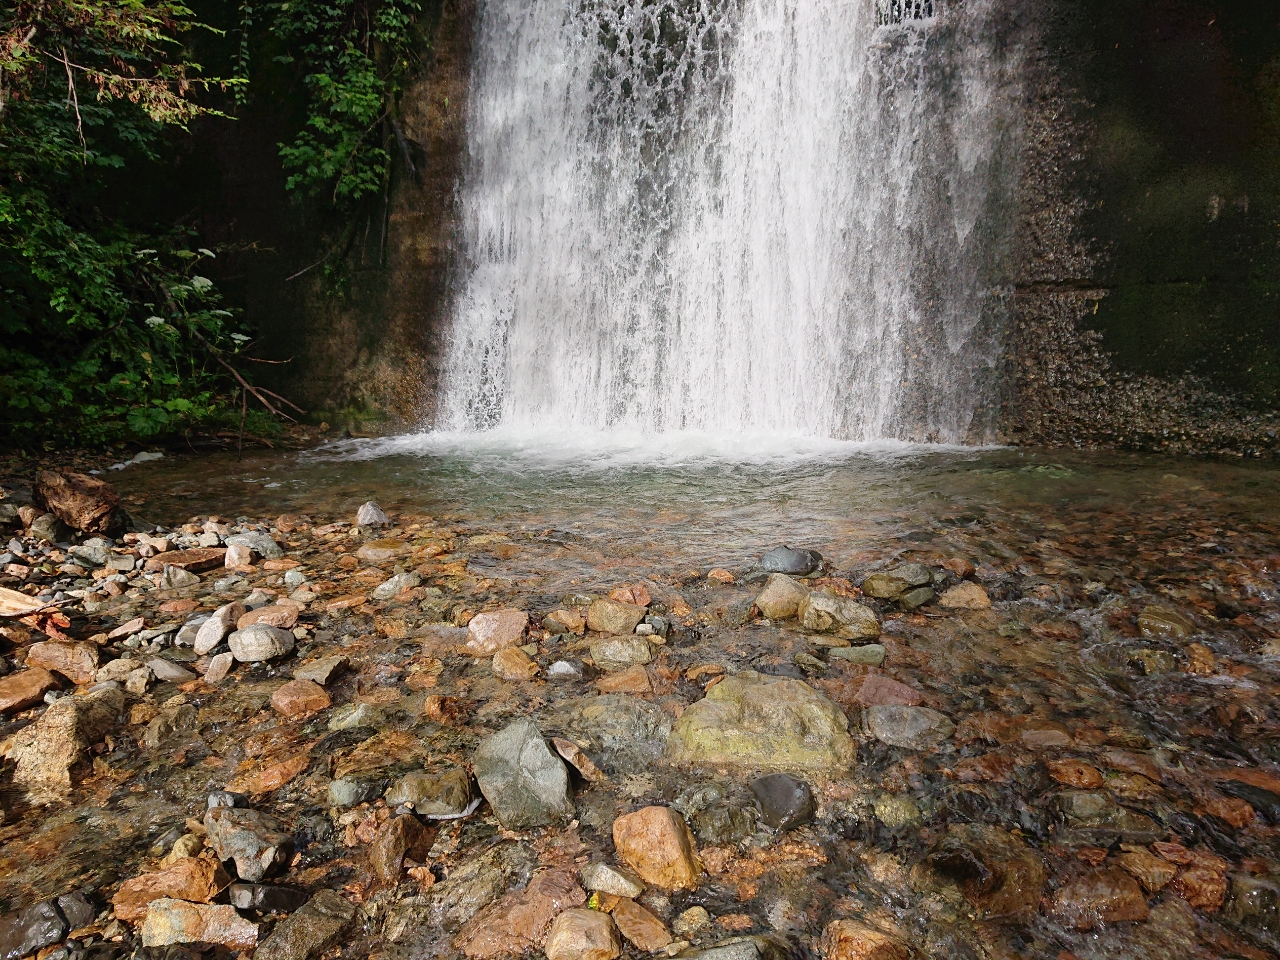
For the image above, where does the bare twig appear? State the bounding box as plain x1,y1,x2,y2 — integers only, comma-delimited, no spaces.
285,260,325,282
58,46,84,152
189,328,304,424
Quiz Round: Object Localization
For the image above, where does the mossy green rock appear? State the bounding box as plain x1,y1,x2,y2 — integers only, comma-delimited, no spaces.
664,671,855,773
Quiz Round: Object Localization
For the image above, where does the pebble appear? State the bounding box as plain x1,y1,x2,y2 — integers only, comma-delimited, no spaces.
827,643,885,666
194,602,245,654
590,635,652,670
225,531,284,559
228,883,309,914
146,657,197,683
385,767,475,816
493,645,539,680
204,651,235,683
293,655,348,685
140,899,259,950
797,592,880,639
819,919,909,960
1051,868,1150,929
328,701,383,730
587,598,648,636
356,501,390,526
861,705,955,751
464,609,528,655
0,667,59,713
204,807,294,882
937,582,991,610
754,574,809,619
759,545,822,576
672,906,711,938
749,773,815,830
271,679,331,717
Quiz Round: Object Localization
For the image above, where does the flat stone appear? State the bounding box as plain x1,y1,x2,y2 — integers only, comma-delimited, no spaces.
386,767,475,816
228,883,308,914
1051,868,1149,929
493,646,539,680
455,868,586,958
328,702,383,730
760,545,822,575
144,547,226,573
595,664,651,693
590,635,652,671
195,602,245,654
371,814,435,881
862,563,932,599
926,824,1046,918
854,674,924,707
580,862,644,898
552,738,607,783
374,571,421,600
1054,791,1163,845
294,656,348,685
587,599,647,636
329,777,384,808
1117,848,1178,893
95,658,142,683
861,705,955,750
819,919,909,960
611,899,670,952
898,586,934,610
666,671,855,773
147,657,198,683
254,890,357,960
203,807,294,881
797,593,880,639
545,908,622,960
938,583,991,610
112,857,231,922
205,651,235,683
140,899,259,950
613,806,702,891
749,773,815,830
238,604,299,630
1138,604,1194,639
225,531,284,560
465,609,528,655
754,574,809,619
3,685,123,801
356,538,409,563
473,719,574,829
0,667,58,714
271,679,331,717
228,623,296,662
26,641,99,685
827,644,885,666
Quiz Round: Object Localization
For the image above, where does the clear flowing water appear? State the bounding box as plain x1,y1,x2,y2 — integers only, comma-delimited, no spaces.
439,0,1026,442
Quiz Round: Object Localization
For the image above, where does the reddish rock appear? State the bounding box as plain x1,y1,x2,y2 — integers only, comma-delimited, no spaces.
113,857,231,922
1172,865,1229,912
595,664,651,694
1019,719,1073,748
238,605,298,631
552,738,606,782
465,610,528,655
26,641,99,685
1051,868,1149,929
938,582,991,610
1046,759,1104,789
0,668,58,714
819,919,909,960
370,815,435,882
611,899,671,952
271,680,331,718
853,674,924,707
34,470,118,533
140,899,258,950
493,646,539,681
143,548,226,573
455,869,587,958
1116,848,1177,893
613,807,702,891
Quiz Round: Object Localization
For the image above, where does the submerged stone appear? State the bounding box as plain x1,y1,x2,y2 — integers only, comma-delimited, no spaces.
861,705,954,751
750,773,815,830
926,824,1047,918
667,671,855,772
472,719,573,829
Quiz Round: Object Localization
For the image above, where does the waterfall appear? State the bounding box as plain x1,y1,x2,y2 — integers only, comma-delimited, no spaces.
438,0,1025,443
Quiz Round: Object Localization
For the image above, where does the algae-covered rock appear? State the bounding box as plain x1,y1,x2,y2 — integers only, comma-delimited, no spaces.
665,671,855,773
796,593,880,640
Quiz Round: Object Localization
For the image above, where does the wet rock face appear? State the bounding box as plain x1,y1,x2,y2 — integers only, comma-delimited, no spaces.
1051,868,1150,929
665,671,855,773
926,824,1047,918
861,705,955,751
455,868,587,958
0,900,69,960
760,546,822,576
472,719,574,829
254,890,356,960
203,807,294,882
544,908,622,960
613,806,702,891
750,774,816,831
140,899,259,951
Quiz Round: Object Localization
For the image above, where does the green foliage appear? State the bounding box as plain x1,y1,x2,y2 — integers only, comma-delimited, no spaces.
0,0,258,446
258,0,423,208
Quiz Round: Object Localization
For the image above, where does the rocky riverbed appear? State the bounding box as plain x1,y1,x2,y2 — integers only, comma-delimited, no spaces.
4,452,1280,960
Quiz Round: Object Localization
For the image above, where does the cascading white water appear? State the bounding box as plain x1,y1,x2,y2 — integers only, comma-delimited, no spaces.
438,0,1025,443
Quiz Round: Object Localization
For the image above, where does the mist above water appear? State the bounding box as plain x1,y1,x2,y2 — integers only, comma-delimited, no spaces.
439,0,1025,443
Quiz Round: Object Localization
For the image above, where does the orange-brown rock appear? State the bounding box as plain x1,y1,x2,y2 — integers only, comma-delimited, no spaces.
613,806,702,891
34,470,118,534
26,641,99,685
1051,868,1149,929
853,674,923,707
1116,847,1177,893
455,868,587,958
1172,865,1229,911
370,815,435,882
143,548,226,573
545,908,622,960
1046,759,1105,789
819,919,910,960
552,738,606,783
493,646,539,681
610,900,670,952
595,665,651,694
271,680,331,718
112,857,231,922
237,605,299,631
0,667,58,713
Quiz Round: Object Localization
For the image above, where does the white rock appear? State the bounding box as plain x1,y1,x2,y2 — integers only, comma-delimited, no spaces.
228,624,295,663
195,603,245,655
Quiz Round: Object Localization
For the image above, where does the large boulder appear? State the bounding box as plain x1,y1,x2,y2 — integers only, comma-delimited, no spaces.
665,671,855,773
33,470,119,534
3,685,123,802
472,720,574,829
